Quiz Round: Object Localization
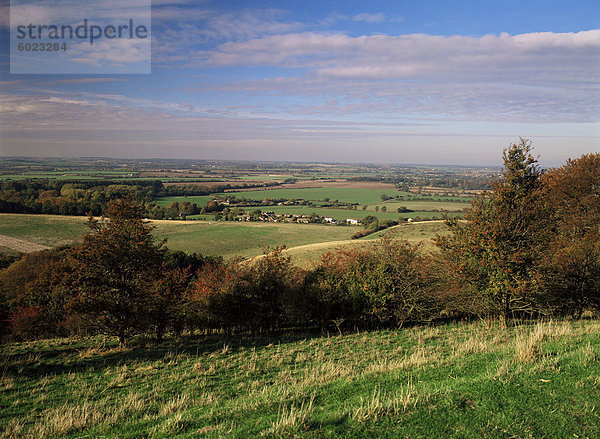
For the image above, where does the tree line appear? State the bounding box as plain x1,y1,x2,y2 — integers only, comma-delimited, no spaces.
0,140,598,343
0,179,278,219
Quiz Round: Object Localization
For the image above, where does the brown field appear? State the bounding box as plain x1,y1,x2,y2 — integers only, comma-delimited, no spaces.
0,234,50,253
408,186,485,196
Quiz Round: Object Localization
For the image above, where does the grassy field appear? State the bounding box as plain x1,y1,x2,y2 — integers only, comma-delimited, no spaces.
0,214,452,261
237,205,463,222
375,200,471,212
0,214,89,248
1,318,598,437
154,196,212,208
0,214,359,260
151,221,358,260
218,188,412,205
279,221,451,267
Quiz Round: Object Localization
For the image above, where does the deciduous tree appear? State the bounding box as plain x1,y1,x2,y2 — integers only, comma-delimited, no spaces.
68,196,165,343
436,139,550,322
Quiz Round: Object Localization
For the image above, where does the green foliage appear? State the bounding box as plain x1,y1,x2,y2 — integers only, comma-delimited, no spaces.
540,153,600,317
305,238,438,330
437,139,550,321
68,197,166,343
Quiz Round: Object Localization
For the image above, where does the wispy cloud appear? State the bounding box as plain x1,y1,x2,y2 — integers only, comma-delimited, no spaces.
352,13,386,24
188,30,600,123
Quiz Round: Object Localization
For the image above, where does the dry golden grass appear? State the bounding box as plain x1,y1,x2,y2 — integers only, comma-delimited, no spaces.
263,396,315,436
2,318,599,437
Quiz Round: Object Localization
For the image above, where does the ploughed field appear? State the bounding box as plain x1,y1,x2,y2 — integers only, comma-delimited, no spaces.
1,318,598,437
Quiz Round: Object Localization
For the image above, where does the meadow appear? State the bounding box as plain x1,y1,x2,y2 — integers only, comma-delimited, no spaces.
154,196,213,208
0,214,356,260
0,213,456,262
1,318,598,437
248,205,464,222
279,221,452,267
217,187,411,205
154,187,471,221
150,221,358,260
0,214,89,249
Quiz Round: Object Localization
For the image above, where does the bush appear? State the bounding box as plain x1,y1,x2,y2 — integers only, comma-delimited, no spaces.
188,247,304,333
305,237,440,331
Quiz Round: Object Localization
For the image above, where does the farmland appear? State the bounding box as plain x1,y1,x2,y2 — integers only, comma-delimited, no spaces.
0,214,452,262
150,221,358,260
0,214,89,248
1,318,598,437
154,186,472,222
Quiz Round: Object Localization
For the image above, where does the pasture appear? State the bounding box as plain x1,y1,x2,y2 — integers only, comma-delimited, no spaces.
0,214,453,261
151,221,358,260
279,221,452,267
248,205,463,222
0,214,89,249
218,187,412,205
153,195,212,208
0,214,359,260
1,318,598,437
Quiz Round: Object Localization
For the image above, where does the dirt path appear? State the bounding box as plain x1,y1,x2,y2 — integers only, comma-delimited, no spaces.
0,234,50,253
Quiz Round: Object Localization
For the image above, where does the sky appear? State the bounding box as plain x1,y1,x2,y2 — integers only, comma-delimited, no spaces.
0,0,599,166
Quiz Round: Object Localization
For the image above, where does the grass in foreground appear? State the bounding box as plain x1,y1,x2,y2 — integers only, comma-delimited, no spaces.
1,318,599,438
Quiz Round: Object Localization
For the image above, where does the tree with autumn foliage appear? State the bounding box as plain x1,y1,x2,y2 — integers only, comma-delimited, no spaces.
540,153,600,317
68,196,165,343
436,139,551,322
305,237,438,331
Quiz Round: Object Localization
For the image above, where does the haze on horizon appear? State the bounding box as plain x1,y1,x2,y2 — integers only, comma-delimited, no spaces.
0,0,599,168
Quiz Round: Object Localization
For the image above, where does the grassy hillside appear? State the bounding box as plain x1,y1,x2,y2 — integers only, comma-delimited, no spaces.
279,221,451,267
0,214,358,259
1,318,598,437
151,221,357,260
0,214,89,248
0,214,451,261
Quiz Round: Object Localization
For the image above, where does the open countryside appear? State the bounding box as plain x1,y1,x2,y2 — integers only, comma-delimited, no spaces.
2,0,599,436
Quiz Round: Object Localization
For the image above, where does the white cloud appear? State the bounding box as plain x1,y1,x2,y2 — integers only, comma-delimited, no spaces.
188,30,599,123
198,30,600,82
352,13,386,24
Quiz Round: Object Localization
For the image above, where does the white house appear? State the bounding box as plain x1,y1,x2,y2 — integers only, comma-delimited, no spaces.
346,218,360,225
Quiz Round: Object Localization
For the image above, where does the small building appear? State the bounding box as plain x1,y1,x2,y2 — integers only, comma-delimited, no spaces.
346,218,360,225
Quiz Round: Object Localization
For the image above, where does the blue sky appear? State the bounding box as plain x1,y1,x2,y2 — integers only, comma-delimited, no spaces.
0,0,599,166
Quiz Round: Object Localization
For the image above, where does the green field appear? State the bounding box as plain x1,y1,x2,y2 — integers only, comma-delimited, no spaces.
0,214,453,261
154,196,212,208
245,205,462,222
153,188,470,221
218,188,410,205
0,214,89,248
376,200,471,212
0,215,360,260
151,221,357,260
279,221,451,267
1,318,598,437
